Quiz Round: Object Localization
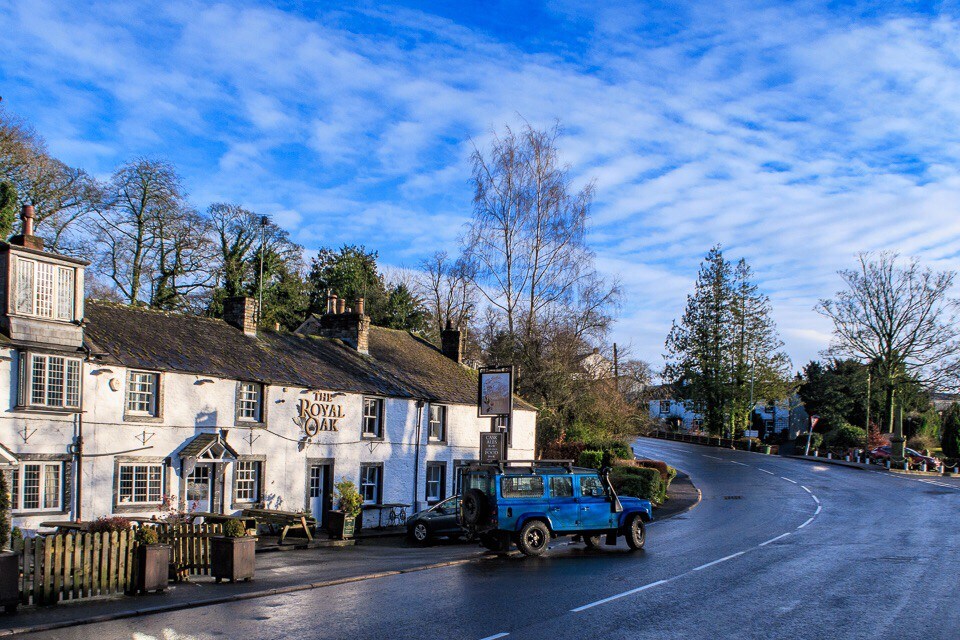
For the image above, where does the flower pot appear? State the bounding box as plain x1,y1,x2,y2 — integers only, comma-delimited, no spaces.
0,552,19,614
763,445,772,455
133,544,170,594
211,536,256,583
326,510,357,540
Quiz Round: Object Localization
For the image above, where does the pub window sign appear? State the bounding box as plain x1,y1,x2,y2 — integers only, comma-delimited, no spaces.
477,366,513,417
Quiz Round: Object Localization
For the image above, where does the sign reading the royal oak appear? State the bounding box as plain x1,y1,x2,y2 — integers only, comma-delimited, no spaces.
298,391,346,437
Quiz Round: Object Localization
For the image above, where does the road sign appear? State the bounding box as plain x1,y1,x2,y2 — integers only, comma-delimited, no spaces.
478,367,513,417
480,432,505,463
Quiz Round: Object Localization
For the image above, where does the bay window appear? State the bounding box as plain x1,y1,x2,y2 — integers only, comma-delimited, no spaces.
21,353,82,410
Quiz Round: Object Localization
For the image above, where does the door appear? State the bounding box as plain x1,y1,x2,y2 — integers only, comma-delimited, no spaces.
547,476,578,531
577,474,614,530
186,464,212,512
309,464,328,525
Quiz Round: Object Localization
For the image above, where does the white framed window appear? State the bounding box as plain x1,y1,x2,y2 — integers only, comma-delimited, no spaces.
116,463,163,504
359,464,381,504
14,257,75,320
425,462,445,503
22,353,82,409
10,462,63,512
237,382,263,422
362,398,384,438
428,405,446,441
234,460,261,503
126,370,159,416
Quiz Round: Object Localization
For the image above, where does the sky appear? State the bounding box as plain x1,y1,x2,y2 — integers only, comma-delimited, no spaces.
2,0,960,373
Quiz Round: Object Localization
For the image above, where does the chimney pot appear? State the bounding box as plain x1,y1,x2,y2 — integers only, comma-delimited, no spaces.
441,323,464,364
357,297,365,316
337,298,346,314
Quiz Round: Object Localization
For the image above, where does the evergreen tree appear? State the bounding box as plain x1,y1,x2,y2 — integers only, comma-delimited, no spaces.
0,181,17,240
0,469,9,551
380,283,428,332
942,403,960,459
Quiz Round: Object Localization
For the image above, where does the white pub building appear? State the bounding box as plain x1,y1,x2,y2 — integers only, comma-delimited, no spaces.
0,206,536,534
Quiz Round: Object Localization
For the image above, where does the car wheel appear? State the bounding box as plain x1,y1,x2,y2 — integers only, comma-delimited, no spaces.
461,489,488,526
410,522,430,545
625,515,646,551
584,535,602,550
517,521,550,557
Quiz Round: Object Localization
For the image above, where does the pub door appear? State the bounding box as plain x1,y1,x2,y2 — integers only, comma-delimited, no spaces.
308,464,331,526
186,464,214,512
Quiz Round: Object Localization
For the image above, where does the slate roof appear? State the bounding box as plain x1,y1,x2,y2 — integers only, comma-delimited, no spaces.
179,433,239,459
83,301,534,410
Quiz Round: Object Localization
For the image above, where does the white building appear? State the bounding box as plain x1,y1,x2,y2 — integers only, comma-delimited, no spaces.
648,397,808,438
0,207,536,534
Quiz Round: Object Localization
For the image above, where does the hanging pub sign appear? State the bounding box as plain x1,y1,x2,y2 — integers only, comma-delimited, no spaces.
298,391,345,437
480,432,506,464
477,366,513,417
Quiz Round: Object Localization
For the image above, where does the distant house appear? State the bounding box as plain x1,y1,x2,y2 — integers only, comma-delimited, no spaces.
648,395,809,438
577,348,613,380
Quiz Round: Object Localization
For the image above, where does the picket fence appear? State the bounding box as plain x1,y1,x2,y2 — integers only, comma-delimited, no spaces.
16,523,223,606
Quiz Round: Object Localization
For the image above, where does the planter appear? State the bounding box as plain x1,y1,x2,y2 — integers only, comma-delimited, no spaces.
326,510,357,540
133,544,170,594
210,536,256,583
0,552,18,614
763,445,772,455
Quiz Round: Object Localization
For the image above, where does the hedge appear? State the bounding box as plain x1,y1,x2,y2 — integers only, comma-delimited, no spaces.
577,450,604,469
610,466,663,505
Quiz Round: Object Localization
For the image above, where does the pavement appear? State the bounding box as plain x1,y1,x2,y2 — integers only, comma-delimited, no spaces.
0,473,700,638
11,444,960,639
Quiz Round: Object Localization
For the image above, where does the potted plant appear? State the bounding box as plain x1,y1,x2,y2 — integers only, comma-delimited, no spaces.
327,479,362,540
1,469,18,614
211,519,256,583
131,526,170,595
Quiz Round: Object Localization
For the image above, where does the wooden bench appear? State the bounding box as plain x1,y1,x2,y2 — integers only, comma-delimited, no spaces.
241,508,316,544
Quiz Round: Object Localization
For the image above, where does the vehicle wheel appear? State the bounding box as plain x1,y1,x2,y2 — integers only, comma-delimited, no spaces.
517,521,550,557
409,522,430,545
480,532,506,552
625,515,646,551
584,535,602,550
461,489,488,526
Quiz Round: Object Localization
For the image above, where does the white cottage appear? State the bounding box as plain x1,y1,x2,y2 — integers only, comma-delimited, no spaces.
0,207,537,534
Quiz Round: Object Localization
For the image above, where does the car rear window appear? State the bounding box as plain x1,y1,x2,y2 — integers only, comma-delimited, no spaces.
501,475,544,498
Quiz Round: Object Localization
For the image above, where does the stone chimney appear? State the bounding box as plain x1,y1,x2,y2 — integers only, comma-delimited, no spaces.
9,205,44,250
440,320,463,363
309,293,370,353
223,297,258,337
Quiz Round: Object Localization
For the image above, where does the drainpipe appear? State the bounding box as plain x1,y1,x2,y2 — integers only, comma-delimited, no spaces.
74,411,84,522
412,399,424,513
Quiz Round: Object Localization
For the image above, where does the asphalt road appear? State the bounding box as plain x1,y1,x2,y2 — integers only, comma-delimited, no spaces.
23,439,960,640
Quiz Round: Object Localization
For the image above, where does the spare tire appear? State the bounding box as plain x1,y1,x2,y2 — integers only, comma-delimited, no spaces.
461,488,488,526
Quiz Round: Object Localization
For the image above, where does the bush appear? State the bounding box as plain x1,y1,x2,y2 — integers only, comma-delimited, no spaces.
222,519,247,538
0,469,10,551
334,479,363,518
89,516,132,533
135,526,160,545
907,433,938,453
942,404,960,460
796,432,823,452
11,527,23,553
826,423,867,449
577,450,604,469
610,466,663,505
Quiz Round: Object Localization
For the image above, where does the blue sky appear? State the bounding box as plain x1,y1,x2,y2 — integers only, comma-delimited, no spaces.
2,0,960,371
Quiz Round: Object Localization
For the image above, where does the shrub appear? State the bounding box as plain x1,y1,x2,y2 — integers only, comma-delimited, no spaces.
577,450,604,469
796,432,823,452
826,423,867,449
610,466,663,505
222,519,247,538
11,527,23,553
868,423,889,450
333,479,363,518
89,516,132,533
134,526,160,545
942,404,960,460
907,433,938,453
0,469,9,551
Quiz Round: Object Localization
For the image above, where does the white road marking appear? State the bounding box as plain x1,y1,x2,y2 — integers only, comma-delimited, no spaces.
479,633,510,640
800,485,812,493
797,517,815,529
758,532,791,547
730,461,748,466
703,455,724,460
781,477,798,484
815,505,822,515
812,495,820,504
693,551,745,571
570,580,670,612
758,469,776,475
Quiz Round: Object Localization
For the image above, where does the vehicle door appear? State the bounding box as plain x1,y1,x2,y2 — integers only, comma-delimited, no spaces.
577,474,614,530
432,497,461,534
547,475,578,531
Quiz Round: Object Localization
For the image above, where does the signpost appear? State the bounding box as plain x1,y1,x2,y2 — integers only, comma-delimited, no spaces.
478,366,513,462
805,415,820,456
480,432,506,464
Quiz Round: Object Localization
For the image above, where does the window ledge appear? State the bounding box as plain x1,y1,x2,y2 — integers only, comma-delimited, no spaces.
361,434,384,441
113,503,163,514
13,406,80,415
13,510,68,517
122,414,163,424
234,421,266,429
427,439,447,445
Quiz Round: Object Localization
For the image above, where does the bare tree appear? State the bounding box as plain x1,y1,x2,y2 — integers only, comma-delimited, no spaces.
208,203,262,298
149,206,216,311
415,251,476,336
816,251,960,440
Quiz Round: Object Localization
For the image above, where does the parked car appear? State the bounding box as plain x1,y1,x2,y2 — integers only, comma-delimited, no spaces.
869,446,942,470
457,460,653,557
406,496,465,545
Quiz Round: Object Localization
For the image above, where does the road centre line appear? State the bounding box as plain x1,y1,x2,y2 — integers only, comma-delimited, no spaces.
812,495,820,504
815,505,821,515
759,532,791,547
800,485,812,493
703,455,724,460
758,469,776,475
781,477,798,484
478,633,510,640
730,461,748,466
693,551,745,571
570,580,670,612
797,517,815,529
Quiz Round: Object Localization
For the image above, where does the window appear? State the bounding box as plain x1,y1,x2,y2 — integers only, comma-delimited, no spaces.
501,475,544,499
359,464,381,503
234,460,261,503
428,405,446,441
126,371,159,416
579,475,606,498
550,476,573,498
362,398,384,438
659,400,671,414
23,353,82,409
117,463,163,504
10,462,63,511
237,383,263,422
14,258,75,320
425,462,445,503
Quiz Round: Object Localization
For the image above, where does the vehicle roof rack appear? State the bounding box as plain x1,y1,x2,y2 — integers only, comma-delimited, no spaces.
461,459,576,473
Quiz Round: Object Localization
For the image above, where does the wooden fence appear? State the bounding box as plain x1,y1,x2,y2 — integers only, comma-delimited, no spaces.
16,523,223,606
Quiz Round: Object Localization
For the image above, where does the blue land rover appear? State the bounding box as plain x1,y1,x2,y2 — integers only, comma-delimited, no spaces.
457,460,653,556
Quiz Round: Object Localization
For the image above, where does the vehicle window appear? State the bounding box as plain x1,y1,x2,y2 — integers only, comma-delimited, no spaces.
465,473,491,495
550,476,573,498
501,475,544,498
579,475,606,498
439,499,458,515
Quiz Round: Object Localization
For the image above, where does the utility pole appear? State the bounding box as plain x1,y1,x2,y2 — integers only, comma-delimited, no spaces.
613,343,619,394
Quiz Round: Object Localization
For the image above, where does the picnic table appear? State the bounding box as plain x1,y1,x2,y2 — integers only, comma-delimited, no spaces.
241,508,316,544
360,503,410,528
39,520,89,533
187,511,258,532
